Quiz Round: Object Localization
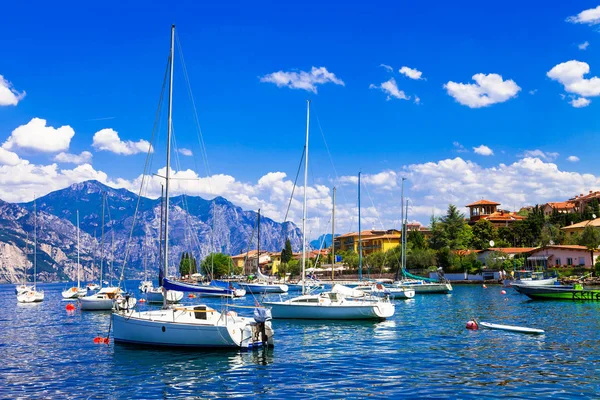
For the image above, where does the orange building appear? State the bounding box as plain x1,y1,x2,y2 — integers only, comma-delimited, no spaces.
466,199,525,227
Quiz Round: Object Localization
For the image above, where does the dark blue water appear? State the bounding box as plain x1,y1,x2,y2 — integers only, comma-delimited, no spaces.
2,282,600,399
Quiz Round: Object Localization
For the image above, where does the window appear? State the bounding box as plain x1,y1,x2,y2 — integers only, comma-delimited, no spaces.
567,258,573,266
579,257,585,266
555,258,561,266
193,306,207,320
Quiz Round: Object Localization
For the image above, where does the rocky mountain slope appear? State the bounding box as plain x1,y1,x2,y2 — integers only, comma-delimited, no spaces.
0,180,302,283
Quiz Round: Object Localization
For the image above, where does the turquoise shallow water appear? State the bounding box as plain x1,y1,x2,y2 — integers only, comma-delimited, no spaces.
1,282,600,398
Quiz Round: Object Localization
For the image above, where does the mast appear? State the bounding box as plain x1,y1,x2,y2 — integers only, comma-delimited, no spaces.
159,184,164,280
301,100,310,295
33,198,36,289
163,24,175,307
257,208,260,274
396,177,406,281
24,232,29,286
77,210,80,289
358,172,362,281
331,187,336,282
404,199,409,274
100,191,105,288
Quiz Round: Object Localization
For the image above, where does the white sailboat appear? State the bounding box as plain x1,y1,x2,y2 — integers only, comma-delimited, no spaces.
264,101,395,320
113,25,273,349
79,193,122,310
62,211,87,299
15,233,34,295
238,209,288,294
393,184,452,294
17,198,44,303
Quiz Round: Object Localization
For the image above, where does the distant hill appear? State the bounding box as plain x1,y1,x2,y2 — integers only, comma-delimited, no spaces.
0,180,302,283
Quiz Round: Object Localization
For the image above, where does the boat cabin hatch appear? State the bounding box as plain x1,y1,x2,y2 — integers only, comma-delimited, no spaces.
194,306,207,320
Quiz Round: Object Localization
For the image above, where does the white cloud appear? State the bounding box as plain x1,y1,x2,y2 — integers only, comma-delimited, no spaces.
0,75,26,106
259,66,344,93
567,155,580,162
399,66,424,80
444,73,521,108
54,151,93,165
414,96,421,105
369,78,410,100
570,96,591,108
579,41,590,50
178,148,193,156
529,89,537,95
521,149,559,161
473,145,494,156
547,60,600,98
338,171,398,191
567,6,600,25
2,118,74,153
0,148,21,166
92,128,152,155
379,64,393,72
453,142,467,153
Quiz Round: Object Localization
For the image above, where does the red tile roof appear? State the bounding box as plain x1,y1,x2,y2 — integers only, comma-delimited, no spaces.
485,247,536,254
466,200,501,207
545,201,576,209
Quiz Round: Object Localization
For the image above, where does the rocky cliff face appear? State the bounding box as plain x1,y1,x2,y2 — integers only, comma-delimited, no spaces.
0,180,302,283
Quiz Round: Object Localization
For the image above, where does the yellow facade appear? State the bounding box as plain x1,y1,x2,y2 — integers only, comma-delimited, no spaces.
270,253,281,274
334,230,401,255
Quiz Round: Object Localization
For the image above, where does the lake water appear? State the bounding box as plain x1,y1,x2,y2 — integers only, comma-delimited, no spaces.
2,282,600,398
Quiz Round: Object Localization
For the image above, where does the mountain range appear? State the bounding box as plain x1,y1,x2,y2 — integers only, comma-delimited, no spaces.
0,180,302,283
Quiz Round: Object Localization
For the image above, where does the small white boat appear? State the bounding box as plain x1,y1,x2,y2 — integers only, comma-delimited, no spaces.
145,287,184,304
61,287,88,299
87,283,100,291
264,284,395,320
79,287,120,311
139,280,153,293
114,294,137,311
238,281,288,294
393,279,453,294
479,321,544,334
360,283,415,300
17,290,45,303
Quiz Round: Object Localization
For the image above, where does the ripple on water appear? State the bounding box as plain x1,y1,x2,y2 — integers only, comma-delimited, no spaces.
1,283,600,398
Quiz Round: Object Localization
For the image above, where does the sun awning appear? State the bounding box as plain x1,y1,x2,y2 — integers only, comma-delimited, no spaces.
527,256,551,261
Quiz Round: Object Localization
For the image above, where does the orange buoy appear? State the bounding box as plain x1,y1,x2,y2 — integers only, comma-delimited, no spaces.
65,303,76,311
93,337,102,343
139,298,146,303
501,290,506,295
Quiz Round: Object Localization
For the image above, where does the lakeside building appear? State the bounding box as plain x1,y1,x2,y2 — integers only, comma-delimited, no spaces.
231,250,272,275
526,245,599,268
334,229,401,256
466,199,526,227
477,247,535,265
569,190,600,213
541,201,576,216
560,217,600,237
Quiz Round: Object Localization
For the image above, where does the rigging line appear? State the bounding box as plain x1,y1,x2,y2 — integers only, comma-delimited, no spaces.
176,33,213,189
313,106,356,233
283,146,306,224
116,55,170,289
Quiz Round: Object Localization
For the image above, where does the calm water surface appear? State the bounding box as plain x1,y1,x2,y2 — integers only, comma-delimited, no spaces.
1,282,600,398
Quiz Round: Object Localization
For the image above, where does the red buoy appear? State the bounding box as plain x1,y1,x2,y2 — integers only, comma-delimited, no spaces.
466,320,479,330
139,298,146,303
483,284,487,289
501,290,506,295
65,303,76,311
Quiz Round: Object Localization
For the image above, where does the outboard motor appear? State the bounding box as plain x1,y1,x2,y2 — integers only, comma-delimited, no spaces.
253,307,272,345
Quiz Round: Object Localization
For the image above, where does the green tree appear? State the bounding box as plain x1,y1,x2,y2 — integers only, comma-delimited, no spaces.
281,239,293,264
179,252,198,277
287,259,301,278
471,219,497,250
539,224,562,246
406,248,437,270
200,253,233,278
365,251,387,274
578,225,600,273
407,230,426,249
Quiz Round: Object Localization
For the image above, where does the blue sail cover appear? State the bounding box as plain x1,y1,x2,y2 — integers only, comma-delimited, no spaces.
162,277,236,295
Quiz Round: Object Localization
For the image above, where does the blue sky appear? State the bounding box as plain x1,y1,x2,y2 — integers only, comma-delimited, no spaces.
2,1,600,238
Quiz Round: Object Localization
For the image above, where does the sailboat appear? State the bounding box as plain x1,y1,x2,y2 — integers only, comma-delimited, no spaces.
238,209,288,294
79,193,125,310
15,233,34,295
392,190,452,294
264,101,395,320
62,211,87,299
17,197,44,303
113,25,273,349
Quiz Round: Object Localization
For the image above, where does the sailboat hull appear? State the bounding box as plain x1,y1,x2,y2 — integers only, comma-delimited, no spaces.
79,295,114,310
265,301,395,320
112,308,274,349
17,290,44,303
146,289,184,304
394,281,453,294
238,282,288,294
